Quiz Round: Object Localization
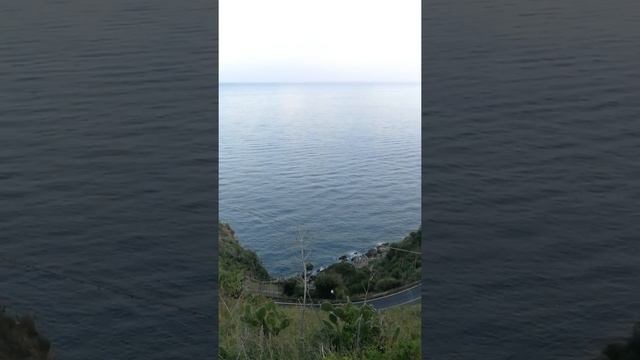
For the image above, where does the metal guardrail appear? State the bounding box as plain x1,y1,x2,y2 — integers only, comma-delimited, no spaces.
243,277,421,306
272,283,421,309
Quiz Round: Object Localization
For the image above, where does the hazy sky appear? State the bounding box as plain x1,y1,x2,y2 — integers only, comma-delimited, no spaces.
220,0,420,83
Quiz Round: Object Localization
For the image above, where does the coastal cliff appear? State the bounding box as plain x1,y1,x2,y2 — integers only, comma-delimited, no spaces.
218,222,270,281
218,221,421,301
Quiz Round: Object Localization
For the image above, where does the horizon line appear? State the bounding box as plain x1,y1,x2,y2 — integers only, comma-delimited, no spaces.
219,81,421,85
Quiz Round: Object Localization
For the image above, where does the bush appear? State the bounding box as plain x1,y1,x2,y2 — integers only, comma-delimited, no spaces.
219,268,244,297
314,273,344,299
282,278,304,297
319,301,382,352
371,229,421,286
331,262,357,277
347,280,369,296
320,263,372,297
375,277,402,292
240,296,290,337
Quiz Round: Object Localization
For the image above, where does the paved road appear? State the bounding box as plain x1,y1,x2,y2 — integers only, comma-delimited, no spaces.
273,283,421,310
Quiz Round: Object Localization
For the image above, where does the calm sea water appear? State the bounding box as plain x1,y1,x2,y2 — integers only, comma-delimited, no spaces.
220,83,421,276
424,0,640,359
1,1,216,359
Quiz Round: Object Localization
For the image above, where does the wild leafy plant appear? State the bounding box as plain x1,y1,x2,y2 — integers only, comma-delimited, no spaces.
240,296,290,337
219,268,244,298
319,300,383,352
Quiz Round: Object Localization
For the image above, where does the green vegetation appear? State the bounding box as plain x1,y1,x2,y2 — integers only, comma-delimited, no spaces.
314,271,348,299
219,222,270,297
312,229,421,299
219,294,421,360
0,307,52,360
240,295,291,337
218,223,421,359
219,222,270,281
371,229,421,285
319,301,382,352
218,221,420,300
282,277,305,297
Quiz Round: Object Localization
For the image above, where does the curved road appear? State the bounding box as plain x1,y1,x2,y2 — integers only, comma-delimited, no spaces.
272,283,421,310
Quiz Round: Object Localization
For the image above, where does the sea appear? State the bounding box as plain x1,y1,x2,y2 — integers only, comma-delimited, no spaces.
423,0,640,359
1,1,216,359
219,83,421,276
4,0,639,358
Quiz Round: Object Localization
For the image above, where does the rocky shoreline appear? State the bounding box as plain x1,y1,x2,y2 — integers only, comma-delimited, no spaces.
302,241,391,280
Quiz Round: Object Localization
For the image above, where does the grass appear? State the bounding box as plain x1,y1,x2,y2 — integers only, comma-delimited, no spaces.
218,294,421,360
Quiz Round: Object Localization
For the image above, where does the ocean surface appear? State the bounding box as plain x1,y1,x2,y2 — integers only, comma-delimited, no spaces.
423,0,640,359
219,83,421,276
1,1,216,359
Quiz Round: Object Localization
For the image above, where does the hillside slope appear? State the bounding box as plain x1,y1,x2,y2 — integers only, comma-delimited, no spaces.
218,222,270,281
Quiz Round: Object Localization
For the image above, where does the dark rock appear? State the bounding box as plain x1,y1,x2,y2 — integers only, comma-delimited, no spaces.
597,323,640,360
0,308,51,360
603,343,627,359
632,322,640,346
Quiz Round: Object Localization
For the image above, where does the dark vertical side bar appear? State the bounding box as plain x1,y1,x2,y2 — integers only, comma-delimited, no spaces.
213,0,219,357
421,0,427,358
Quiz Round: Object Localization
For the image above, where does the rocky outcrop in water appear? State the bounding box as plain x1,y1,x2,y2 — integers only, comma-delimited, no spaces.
0,307,51,360
595,322,640,360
